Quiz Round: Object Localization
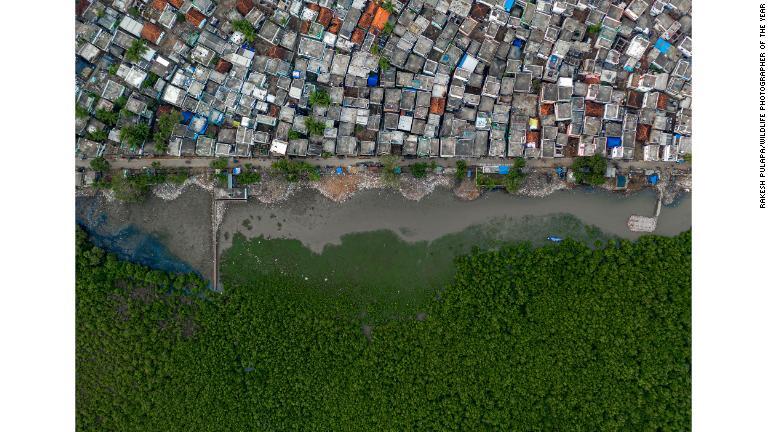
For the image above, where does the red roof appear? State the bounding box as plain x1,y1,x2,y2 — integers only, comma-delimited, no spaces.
657,93,669,110
141,22,164,44
328,17,342,34
526,130,540,144
300,20,312,35
215,59,232,74
585,101,605,117
317,8,333,28
371,8,390,32
358,13,373,30
186,9,206,27
539,103,554,116
364,1,378,15
429,97,446,115
150,0,167,11
168,0,183,8
351,28,366,45
626,90,643,109
584,73,601,85
236,0,254,15
636,124,651,142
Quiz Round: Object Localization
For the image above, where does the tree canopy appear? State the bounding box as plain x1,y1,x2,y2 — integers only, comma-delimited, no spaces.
308,89,331,107
232,20,257,43
153,110,182,153
572,155,608,186
125,39,147,63
272,159,320,182
120,123,150,149
77,225,691,431
89,156,110,173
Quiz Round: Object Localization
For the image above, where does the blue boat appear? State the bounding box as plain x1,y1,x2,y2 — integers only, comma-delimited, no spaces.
547,236,563,242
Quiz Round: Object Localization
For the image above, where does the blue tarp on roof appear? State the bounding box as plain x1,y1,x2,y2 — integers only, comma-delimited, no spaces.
655,38,671,54
648,173,660,185
181,111,194,123
498,165,510,175
617,175,627,188
606,137,622,148
504,0,515,12
458,53,468,68
367,73,379,87
336,167,343,175
512,38,524,48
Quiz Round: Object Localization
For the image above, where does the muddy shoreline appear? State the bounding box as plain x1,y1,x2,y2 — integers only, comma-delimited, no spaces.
76,169,691,276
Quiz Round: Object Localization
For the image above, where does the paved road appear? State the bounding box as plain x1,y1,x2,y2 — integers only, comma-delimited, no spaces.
75,156,691,173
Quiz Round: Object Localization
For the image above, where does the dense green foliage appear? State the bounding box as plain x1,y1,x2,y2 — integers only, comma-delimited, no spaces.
308,89,331,107
125,39,148,63
573,154,608,186
76,104,90,119
382,0,395,13
89,156,109,173
95,108,117,126
210,157,229,170
287,129,302,140
304,117,326,136
378,56,390,71
235,170,261,185
504,157,527,192
232,19,257,43
382,22,394,36
142,71,159,89
78,227,691,431
272,159,320,182
410,162,429,178
87,130,108,142
153,110,182,153
455,159,468,179
120,123,150,149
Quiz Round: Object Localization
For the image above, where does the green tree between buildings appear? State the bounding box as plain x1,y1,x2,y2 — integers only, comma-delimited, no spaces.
75,104,89,119
87,130,108,142
232,20,257,43
287,129,302,140
304,117,326,136
153,110,182,153
378,56,390,72
125,39,148,63
382,0,395,13
120,123,150,150
572,154,608,186
95,109,117,127
89,157,110,173
382,22,394,36
309,89,331,107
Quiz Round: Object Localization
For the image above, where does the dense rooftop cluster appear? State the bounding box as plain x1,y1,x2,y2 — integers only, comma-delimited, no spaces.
75,0,691,162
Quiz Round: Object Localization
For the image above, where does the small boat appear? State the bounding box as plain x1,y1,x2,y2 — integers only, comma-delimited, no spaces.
547,236,563,242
